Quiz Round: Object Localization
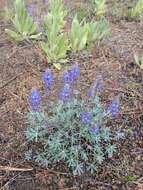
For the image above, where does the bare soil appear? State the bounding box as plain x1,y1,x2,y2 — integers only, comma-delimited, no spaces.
0,0,143,190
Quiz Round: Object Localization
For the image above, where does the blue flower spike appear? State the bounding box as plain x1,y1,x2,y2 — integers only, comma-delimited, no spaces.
70,64,80,81
29,88,42,111
107,97,120,118
60,84,72,102
96,74,104,93
63,64,80,84
63,71,72,84
27,4,35,16
88,74,104,97
43,69,54,90
90,124,100,135
80,112,93,125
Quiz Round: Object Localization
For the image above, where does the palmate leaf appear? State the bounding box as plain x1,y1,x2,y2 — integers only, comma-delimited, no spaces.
26,92,121,175
96,153,104,164
106,144,117,157
73,163,84,175
26,127,39,142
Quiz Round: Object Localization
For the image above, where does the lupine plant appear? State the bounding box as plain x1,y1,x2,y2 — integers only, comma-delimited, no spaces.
5,0,41,43
25,65,123,175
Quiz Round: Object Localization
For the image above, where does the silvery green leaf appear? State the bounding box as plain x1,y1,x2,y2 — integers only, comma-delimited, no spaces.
106,144,117,157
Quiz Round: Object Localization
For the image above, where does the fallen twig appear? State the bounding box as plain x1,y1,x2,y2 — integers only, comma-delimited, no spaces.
0,72,22,89
37,168,68,176
60,187,78,190
0,173,21,190
0,166,33,172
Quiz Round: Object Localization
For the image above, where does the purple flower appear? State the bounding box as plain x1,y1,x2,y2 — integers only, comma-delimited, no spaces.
34,17,42,25
27,4,36,16
60,84,72,102
29,88,41,111
96,74,104,92
80,112,93,125
63,71,72,84
70,64,80,80
88,85,96,97
63,64,80,84
90,124,100,135
43,69,54,90
107,97,120,118
88,74,104,97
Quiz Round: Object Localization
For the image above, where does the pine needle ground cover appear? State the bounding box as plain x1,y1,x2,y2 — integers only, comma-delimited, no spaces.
0,0,143,189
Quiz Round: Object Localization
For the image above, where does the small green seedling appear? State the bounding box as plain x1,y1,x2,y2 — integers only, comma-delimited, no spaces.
41,33,69,70
128,0,143,18
86,18,110,44
41,0,68,70
3,6,14,21
41,0,110,69
77,3,90,21
49,0,67,27
93,0,106,17
134,54,143,70
69,15,88,51
44,0,67,36
124,175,138,182
5,0,41,43
70,16,110,51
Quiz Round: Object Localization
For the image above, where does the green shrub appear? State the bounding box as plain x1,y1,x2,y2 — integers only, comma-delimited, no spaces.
69,16,110,51
41,33,69,70
44,0,67,36
86,18,110,44
69,15,89,51
25,67,123,175
77,3,90,21
41,0,69,70
5,0,41,43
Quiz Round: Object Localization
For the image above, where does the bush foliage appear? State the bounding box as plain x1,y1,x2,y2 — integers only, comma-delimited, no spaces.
26,66,123,175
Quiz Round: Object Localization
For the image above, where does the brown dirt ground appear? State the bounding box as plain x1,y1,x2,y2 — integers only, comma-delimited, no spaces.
0,0,143,190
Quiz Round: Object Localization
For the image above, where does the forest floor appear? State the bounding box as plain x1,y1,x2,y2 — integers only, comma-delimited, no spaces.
0,0,143,189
